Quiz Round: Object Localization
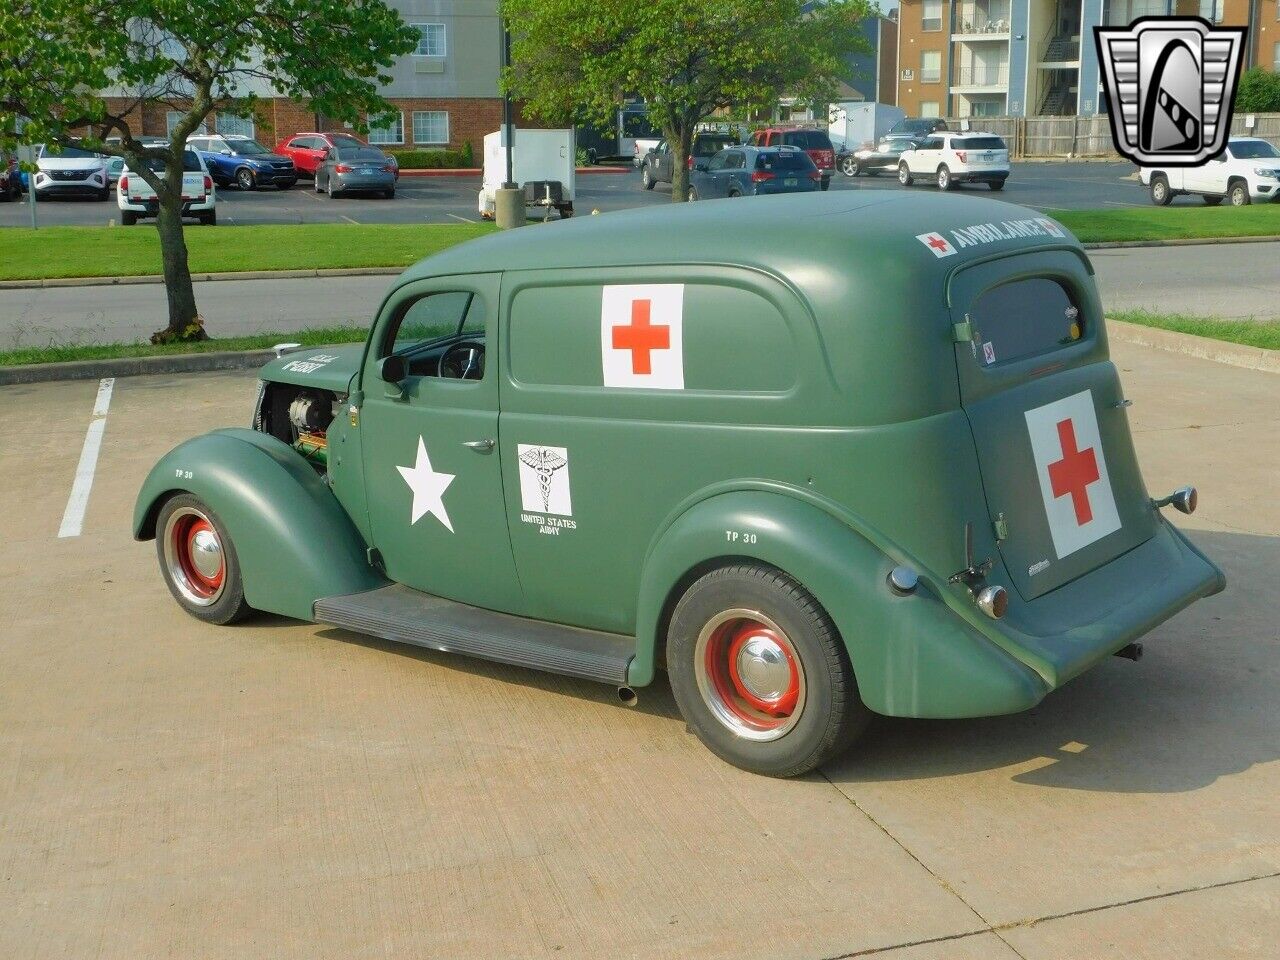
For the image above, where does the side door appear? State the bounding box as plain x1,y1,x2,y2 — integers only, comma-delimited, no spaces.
359,274,525,613
725,150,748,193
318,148,337,189
702,151,729,196
655,140,673,182
911,135,942,174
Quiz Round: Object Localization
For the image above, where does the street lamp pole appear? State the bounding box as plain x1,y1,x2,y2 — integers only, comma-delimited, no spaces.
494,15,523,228
502,23,515,190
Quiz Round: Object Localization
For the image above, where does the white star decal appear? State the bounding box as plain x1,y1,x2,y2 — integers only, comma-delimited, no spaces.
395,436,456,531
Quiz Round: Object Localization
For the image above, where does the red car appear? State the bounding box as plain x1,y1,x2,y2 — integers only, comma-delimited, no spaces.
749,127,835,190
275,132,399,181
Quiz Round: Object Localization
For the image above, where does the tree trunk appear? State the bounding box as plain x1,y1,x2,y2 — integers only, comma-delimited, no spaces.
669,123,694,202
150,188,206,343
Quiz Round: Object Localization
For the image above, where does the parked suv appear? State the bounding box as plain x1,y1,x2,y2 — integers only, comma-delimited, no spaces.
749,128,835,189
33,143,110,200
187,135,296,190
1141,137,1280,206
276,132,399,181
898,132,1009,191
641,133,736,190
688,145,822,200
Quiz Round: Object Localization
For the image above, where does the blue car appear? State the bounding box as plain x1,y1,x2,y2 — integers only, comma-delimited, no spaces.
186,134,297,191
688,145,822,201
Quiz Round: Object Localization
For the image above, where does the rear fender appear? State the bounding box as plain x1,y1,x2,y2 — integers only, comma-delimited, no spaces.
632,488,1046,718
134,428,386,620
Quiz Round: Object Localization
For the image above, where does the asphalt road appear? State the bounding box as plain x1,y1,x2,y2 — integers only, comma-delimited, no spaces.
3,239,1274,349
2,339,1276,959
0,161,1144,228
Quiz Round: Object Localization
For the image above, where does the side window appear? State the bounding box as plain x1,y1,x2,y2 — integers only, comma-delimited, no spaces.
381,290,486,378
729,151,745,169
969,278,1084,367
707,152,727,171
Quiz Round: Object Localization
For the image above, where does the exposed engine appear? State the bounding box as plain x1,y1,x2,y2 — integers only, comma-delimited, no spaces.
254,382,343,476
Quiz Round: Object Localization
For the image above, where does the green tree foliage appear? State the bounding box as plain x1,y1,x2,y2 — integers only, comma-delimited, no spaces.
501,0,873,202
0,1,418,341
1233,68,1280,114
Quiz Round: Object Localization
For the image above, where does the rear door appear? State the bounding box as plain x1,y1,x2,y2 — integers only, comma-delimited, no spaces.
950,249,1155,600
954,136,1008,173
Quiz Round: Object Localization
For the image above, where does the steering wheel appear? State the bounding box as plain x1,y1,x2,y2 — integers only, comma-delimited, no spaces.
439,340,485,380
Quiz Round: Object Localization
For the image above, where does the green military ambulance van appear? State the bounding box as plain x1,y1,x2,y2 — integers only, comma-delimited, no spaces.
135,192,1224,777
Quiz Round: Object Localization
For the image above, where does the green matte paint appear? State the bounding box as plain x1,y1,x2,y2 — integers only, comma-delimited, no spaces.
135,191,1224,719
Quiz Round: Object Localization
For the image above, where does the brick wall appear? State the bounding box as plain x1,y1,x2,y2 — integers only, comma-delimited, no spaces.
896,0,953,117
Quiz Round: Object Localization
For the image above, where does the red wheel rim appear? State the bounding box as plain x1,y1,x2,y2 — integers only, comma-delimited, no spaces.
697,613,804,739
171,514,223,598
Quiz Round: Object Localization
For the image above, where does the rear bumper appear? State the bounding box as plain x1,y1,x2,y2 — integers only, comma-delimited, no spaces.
334,173,396,192
954,169,1009,183
118,197,216,216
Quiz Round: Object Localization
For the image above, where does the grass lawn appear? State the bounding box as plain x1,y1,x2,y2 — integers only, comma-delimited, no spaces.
1054,205,1280,243
1110,310,1280,351
0,223,495,281
0,326,369,368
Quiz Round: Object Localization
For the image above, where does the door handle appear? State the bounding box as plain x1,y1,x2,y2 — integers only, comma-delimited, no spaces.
462,438,495,452
1112,399,1133,409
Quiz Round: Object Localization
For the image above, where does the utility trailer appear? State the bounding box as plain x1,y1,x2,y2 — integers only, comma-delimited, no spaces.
477,127,575,220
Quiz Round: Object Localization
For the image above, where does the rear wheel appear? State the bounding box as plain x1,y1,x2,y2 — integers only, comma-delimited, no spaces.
820,176,831,192
666,564,870,778
989,178,1006,191
642,166,655,190
1229,181,1250,206
201,209,217,226
937,165,953,191
840,155,859,177
898,162,913,187
1150,175,1172,206
328,177,341,198
120,210,137,226
687,186,698,201
155,495,252,625
384,188,395,199
727,187,741,198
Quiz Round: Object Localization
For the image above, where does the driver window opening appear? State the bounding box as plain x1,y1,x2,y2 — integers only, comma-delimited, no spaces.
382,290,487,380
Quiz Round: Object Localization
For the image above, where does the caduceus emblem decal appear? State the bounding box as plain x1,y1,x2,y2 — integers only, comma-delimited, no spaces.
518,446,569,512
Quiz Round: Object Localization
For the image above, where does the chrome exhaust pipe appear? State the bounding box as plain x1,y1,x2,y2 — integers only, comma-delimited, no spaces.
616,686,638,707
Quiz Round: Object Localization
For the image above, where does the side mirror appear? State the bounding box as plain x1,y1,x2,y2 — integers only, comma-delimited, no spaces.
380,354,407,384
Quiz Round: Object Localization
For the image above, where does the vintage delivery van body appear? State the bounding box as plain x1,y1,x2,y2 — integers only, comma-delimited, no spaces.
135,192,1224,776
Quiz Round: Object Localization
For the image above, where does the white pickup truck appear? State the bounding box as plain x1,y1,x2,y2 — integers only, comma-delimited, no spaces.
117,148,217,225
1141,136,1280,207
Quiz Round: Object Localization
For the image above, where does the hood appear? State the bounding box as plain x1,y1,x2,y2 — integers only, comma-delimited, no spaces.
243,152,293,165
258,344,365,393
38,156,105,171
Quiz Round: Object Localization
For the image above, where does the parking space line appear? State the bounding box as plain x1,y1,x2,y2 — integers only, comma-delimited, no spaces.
58,378,114,539
446,213,476,223
340,214,359,224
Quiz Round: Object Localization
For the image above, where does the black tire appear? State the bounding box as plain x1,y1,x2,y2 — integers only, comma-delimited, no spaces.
586,148,598,165
937,165,953,191
820,176,831,192
687,186,698,201
201,209,217,226
727,188,741,198
642,166,655,190
1202,195,1223,206
280,179,296,190
384,188,396,199
840,155,859,177
898,162,913,187
235,167,255,191
97,186,111,201
120,210,138,226
1150,175,1172,206
666,564,870,778
327,177,341,199
1229,181,1250,206
988,178,1006,191
154,494,253,625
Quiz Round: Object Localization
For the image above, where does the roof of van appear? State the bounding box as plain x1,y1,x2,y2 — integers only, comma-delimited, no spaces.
406,191,1078,284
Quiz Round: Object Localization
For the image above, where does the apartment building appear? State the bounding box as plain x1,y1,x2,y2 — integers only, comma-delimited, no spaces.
897,0,1279,119
101,1,507,151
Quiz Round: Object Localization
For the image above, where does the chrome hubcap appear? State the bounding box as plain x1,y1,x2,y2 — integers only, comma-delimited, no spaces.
734,633,792,702
189,528,223,580
162,506,226,607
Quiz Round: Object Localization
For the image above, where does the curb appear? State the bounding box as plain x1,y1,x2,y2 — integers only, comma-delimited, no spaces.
1106,319,1279,375
0,347,298,386
398,166,628,177
1084,235,1280,249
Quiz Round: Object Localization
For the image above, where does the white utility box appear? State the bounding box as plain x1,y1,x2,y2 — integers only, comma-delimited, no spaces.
478,127,576,220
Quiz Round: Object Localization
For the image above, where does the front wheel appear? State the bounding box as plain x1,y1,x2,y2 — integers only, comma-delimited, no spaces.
155,494,252,625
840,156,859,177
1150,175,1172,206
235,167,255,191
898,162,913,187
666,564,870,777
1229,182,1251,206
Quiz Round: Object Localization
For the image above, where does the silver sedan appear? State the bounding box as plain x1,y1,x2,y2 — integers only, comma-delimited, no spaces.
315,146,397,198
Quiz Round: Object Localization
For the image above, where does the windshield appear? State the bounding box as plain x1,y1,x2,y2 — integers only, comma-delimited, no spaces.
44,145,99,159
1230,140,1280,159
970,278,1084,367
230,140,272,155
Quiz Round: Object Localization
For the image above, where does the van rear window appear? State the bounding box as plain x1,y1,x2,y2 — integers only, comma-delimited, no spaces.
969,278,1083,367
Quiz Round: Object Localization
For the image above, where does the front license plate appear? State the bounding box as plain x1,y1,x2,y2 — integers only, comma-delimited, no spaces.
784,178,797,187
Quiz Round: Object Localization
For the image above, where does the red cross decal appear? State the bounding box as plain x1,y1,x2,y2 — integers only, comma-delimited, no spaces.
1047,418,1100,525
926,234,950,252
611,298,670,375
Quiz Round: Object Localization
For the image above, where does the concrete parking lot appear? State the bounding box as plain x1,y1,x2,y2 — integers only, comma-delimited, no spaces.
1,339,1276,959
0,162,1144,228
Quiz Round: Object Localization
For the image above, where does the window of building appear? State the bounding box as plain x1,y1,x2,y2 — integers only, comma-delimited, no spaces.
367,112,404,145
166,111,207,137
921,50,942,83
922,0,943,31
412,23,446,57
1198,0,1223,22
919,101,941,118
216,112,254,138
412,111,449,145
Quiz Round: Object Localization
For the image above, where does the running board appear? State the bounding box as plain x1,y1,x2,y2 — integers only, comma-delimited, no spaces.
313,584,635,685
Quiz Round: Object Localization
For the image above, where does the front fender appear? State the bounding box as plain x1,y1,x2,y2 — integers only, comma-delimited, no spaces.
134,428,386,621
632,489,1046,718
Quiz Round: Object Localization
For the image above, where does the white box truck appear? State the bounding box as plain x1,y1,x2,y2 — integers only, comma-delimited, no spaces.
478,127,576,220
827,102,905,152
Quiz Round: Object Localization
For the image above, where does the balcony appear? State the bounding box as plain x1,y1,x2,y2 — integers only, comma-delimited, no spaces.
952,64,1010,93
953,2,1011,40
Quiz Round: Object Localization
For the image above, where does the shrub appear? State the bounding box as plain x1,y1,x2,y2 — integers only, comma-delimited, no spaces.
386,148,475,169
1234,68,1280,114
